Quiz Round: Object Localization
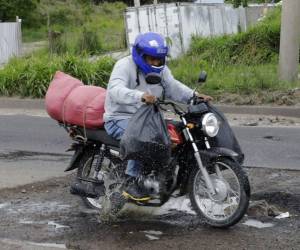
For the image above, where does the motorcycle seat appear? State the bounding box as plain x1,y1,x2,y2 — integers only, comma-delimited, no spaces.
78,127,120,147
77,119,181,148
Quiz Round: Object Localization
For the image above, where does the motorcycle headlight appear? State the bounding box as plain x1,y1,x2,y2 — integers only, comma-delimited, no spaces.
201,113,219,137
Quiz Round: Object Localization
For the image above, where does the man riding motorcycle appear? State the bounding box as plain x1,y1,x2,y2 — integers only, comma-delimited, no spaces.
103,32,212,201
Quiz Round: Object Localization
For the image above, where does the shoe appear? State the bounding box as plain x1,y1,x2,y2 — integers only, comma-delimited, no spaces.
122,177,151,202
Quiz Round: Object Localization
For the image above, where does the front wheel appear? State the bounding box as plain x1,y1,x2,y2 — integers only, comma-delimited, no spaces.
189,158,250,228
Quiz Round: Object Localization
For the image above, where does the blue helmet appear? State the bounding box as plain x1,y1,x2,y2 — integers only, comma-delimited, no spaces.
132,32,168,75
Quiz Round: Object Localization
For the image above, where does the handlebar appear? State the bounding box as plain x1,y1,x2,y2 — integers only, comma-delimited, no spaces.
142,95,207,115
154,99,185,115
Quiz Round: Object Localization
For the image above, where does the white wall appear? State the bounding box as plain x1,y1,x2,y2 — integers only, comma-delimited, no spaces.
0,22,22,64
125,3,274,58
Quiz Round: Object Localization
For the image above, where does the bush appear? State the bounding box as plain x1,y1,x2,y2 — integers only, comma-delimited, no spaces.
189,7,281,66
0,0,39,27
0,53,115,98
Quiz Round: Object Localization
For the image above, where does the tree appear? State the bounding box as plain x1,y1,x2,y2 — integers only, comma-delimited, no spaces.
232,0,248,8
0,0,39,26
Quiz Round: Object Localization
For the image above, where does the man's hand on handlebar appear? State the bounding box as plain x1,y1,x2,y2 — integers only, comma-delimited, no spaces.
141,93,157,104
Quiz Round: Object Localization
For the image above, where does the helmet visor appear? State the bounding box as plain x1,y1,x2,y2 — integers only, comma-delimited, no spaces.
143,55,165,67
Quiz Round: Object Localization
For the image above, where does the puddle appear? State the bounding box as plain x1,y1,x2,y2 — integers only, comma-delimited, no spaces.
18,219,70,230
0,238,67,249
5,201,71,215
0,150,70,161
155,196,196,215
275,212,290,219
29,242,67,249
142,230,163,235
263,135,281,141
0,203,10,209
142,230,163,240
19,219,40,225
243,219,274,228
118,196,195,218
115,196,197,227
145,234,160,240
48,221,70,230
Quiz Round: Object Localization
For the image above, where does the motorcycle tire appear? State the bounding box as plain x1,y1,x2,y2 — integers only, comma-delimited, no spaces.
188,158,250,228
76,149,125,213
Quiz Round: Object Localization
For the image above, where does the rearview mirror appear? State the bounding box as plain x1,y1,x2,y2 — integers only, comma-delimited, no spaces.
198,71,207,84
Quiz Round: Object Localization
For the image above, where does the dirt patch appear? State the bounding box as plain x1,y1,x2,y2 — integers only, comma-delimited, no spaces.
226,113,300,127
216,88,300,106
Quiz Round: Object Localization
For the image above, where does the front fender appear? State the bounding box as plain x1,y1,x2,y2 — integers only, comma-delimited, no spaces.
200,147,244,164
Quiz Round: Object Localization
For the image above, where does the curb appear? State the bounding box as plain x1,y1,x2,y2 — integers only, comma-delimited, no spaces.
0,97,299,118
216,105,300,118
0,98,45,110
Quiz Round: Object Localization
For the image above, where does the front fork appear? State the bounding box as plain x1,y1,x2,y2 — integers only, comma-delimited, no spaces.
181,117,216,195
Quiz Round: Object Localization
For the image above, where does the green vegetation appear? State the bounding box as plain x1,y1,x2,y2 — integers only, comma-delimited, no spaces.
188,7,281,66
1,2,299,105
225,0,281,7
0,52,115,98
22,1,127,54
181,2,299,102
168,7,300,104
0,1,121,98
0,0,39,26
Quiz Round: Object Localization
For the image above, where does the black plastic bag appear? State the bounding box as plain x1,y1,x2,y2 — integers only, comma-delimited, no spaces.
206,103,244,164
120,104,171,166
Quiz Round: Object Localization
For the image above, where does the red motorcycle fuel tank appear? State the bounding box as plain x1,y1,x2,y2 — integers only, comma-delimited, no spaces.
167,123,183,145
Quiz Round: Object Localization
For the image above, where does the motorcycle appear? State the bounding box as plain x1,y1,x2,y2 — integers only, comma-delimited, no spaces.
61,72,250,228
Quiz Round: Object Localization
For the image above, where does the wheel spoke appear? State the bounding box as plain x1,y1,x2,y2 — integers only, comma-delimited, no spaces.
215,164,223,179
228,187,240,198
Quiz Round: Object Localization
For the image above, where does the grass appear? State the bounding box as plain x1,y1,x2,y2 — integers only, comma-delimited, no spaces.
169,56,300,105
22,1,127,54
0,51,115,98
169,57,299,94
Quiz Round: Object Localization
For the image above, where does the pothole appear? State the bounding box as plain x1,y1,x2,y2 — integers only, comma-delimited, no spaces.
0,150,70,161
263,135,281,141
250,192,300,216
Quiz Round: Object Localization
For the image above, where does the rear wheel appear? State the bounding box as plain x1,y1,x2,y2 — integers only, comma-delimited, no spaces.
189,158,250,228
77,149,126,214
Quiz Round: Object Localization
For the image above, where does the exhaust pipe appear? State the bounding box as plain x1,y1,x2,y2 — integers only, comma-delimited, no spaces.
70,181,104,198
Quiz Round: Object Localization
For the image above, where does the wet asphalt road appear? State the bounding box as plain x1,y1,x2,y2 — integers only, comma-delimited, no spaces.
0,114,300,249
0,168,299,250
0,114,300,173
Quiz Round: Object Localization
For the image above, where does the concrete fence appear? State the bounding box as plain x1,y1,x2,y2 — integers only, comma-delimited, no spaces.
0,21,22,65
124,3,275,58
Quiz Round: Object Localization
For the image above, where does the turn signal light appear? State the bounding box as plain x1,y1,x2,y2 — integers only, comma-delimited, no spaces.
186,123,195,129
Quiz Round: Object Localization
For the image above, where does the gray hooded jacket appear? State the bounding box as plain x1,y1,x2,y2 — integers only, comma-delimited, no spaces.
104,56,194,122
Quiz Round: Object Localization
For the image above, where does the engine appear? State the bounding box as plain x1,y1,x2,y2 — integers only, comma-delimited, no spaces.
140,172,160,194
